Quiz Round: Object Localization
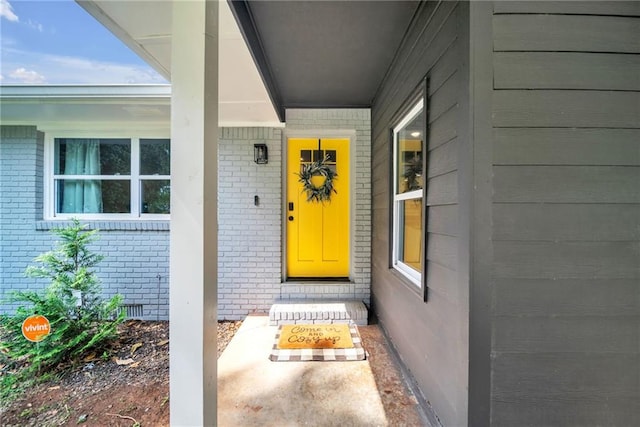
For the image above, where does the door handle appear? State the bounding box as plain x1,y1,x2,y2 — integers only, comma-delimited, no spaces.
288,202,294,211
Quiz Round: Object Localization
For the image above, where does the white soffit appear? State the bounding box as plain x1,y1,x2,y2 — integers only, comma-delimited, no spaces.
0,85,171,132
76,0,281,127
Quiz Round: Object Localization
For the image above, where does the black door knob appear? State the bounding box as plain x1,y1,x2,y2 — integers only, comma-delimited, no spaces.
288,216,294,221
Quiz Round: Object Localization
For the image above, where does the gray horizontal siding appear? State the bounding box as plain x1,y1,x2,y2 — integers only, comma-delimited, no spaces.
428,137,457,177
493,279,639,317
493,14,640,53
427,233,458,271
493,128,640,166
494,52,640,91
427,170,458,205
429,105,457,149
493,90,640,128
493,1,640,17
493,166,640,203
493,241,639,279
490,4,640,426
493,316,639,353
425,261,459,303
492,354,639,427
429,37,460,95
429,71,459,123
371,1,468,426
493,204,640,241
372,0,458,128
428,204,458,237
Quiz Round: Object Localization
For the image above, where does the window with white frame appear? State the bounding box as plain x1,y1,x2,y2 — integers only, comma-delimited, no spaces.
392,99,425,287
50,137,170,219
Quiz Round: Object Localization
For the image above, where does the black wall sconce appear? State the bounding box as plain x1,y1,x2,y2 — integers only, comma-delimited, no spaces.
254,143,268,164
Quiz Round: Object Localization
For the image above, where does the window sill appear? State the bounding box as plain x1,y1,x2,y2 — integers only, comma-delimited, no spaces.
36,220,170,231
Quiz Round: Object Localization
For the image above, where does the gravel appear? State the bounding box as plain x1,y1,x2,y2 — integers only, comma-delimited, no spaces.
217,320,242,358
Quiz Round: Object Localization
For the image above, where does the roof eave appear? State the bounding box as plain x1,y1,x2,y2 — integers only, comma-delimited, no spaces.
0,84,172,100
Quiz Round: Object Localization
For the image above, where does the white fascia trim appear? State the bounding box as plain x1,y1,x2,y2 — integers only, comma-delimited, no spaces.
4,119,281,132
7,121,170,134
0,85,171,99
219,121,285,128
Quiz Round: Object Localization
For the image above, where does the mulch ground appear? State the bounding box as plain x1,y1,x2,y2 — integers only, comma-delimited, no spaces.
1,320,241,427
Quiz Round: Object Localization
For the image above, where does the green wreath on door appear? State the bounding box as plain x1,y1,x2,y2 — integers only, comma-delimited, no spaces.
297,154,338,203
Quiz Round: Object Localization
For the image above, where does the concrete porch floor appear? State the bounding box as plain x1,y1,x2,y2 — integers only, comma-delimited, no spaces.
217,314,428,426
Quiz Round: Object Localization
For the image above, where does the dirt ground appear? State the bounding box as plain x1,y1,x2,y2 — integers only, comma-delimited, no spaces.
1,320,422,426
1,320,242,427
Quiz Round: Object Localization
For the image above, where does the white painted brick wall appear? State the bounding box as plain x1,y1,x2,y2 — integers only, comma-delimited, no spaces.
3,114,372,322
217,127,283,319
1,126,170,320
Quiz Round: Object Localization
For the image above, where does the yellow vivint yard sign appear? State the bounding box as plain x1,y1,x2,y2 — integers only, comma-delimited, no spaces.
22,315,51,342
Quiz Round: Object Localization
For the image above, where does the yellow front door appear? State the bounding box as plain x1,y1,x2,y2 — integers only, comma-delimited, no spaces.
287,138,349,277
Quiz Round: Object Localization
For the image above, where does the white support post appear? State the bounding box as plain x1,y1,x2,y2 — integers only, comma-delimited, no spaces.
169,1,218,426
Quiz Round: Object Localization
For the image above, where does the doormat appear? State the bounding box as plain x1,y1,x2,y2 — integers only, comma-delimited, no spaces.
278,324,354,349
269,324,366,362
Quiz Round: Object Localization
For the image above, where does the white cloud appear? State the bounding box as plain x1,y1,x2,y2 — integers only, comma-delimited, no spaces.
0,0,18,22
44,54,167,84
9,67,46,84
27,19,43,32
0,47,167,84
0,35,17,48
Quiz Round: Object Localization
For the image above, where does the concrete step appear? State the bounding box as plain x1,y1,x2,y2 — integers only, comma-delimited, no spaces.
269,300,368,326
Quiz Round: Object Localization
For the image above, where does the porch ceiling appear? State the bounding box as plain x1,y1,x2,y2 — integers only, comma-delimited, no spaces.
75,1,419,124
229,0,420,120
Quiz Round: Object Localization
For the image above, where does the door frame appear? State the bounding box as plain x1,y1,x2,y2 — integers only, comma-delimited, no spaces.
282,129,357,282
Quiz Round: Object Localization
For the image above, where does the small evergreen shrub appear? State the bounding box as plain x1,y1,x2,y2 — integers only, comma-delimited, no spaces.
0,219,124,388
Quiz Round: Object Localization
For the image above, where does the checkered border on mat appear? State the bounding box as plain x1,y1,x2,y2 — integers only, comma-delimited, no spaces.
269,324,366,362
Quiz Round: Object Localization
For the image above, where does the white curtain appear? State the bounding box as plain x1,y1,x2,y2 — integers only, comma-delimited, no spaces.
62,140,102,213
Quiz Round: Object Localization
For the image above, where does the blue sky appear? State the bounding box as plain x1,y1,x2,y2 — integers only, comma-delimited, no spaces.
0,0,167,84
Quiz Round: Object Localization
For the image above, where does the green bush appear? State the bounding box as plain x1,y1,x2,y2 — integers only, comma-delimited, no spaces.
0,219,125,388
